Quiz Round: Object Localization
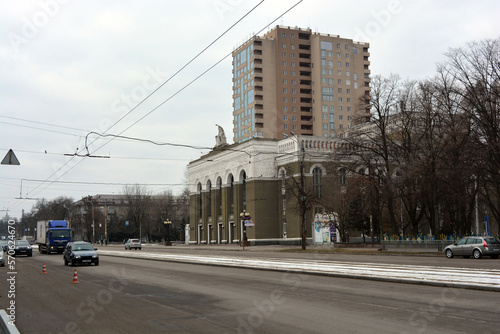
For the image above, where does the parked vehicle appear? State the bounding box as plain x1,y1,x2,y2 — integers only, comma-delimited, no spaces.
37,220,72,254
13,240,33,257
0,250,4,266
125,239,141,250
64,241,99,266
0,240,8,252
444,236,500,259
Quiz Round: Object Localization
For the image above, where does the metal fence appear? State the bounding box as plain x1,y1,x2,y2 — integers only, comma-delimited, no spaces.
381,240,451,252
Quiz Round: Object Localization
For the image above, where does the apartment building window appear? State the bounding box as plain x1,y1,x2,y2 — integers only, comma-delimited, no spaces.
328,78,334,85
321,50,326,58
284,124,288,129
339,124,343,129
282,61,287,66
291,53,295,58
284,115,288,120
347,98,351,102
346,88,351,94
291,45,295,49
291,62,295,67
346,71,350,76
330,106,334,112
291,71,296,76
322,87,334,101
340,168,347,185
322,114,328,120
345,45,349,50
338,79,342,84
338,70,342,75
322,105,328,112
322,78,327,84
290,34,294,38
346,81,351,86
283,106,288,111
291,80,296,85
323,123,328,130
339,115,343,120
328,51,333,57
338,88,342,93
337,43,341,49
283,70,287,75
292,116,297,121
328,60,333,68
337,53,341,58
282,43,286,48
321,59,326,67
283,97,288,102
282,52,286,57
354,82,358,89
292,125,297,130
348,115,352,120
337,61,342,67
292,98,297,103
283,79,287,84
283,88,287,93
353,46,357,54
292,107,297,112
328,70,333,75
292,89,296,94
345,53,349,58
353,73,358,80
346,62,350,67
282,33,286,37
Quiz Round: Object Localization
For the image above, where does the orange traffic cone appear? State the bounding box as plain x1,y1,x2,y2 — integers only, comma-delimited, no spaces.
43,263,47,274
72,269,79,284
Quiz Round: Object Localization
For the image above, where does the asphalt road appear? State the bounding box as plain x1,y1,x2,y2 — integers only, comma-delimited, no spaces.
1,247,499,334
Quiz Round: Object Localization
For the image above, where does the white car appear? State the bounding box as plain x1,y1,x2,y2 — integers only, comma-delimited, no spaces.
125,239,141,250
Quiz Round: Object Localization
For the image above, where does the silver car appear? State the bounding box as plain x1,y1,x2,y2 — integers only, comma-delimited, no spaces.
125,239,141,250
444,236,500,259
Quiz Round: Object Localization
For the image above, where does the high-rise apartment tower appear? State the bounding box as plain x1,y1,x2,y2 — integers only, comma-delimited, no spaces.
232,25,371,143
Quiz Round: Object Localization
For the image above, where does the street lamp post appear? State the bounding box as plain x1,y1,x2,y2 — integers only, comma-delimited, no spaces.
164,220,172,246
240,211,250,249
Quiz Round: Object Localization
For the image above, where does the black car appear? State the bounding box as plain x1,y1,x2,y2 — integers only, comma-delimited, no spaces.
13,240,33,257
63,241,99,266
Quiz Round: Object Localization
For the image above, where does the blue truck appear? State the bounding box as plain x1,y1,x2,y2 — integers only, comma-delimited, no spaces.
37,220,72,254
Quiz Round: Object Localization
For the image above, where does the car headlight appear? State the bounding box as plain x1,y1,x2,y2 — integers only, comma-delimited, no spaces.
74,255,81,259
92,255,98,258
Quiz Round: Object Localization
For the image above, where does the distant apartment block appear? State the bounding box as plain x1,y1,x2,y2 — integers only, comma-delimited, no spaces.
232,25,371,143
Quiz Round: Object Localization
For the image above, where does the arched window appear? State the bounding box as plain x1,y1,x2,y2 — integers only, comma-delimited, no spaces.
217,177,222,216
340,168,347,185
207,180,212,217
197,183,202,217
229,174,234,214
313,167,322,198
242,171,247,211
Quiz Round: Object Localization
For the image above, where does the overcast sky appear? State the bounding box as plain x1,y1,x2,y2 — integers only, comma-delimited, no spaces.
1,0,499,220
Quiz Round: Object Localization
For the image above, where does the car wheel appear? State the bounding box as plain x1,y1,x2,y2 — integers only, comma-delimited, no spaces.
445,249,454,258
138,248,141,250
95,259,99,266
64,258,68,266
491,255,499,259
28,253,32,257
473,249,482,259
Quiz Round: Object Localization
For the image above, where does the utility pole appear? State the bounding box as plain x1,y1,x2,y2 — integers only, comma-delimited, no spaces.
300,145,306,250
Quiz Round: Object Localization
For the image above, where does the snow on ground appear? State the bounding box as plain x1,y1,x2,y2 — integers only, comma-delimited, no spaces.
98,249,500,291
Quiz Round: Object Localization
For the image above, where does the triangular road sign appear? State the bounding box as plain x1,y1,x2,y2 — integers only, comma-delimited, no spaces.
1,149,20,165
